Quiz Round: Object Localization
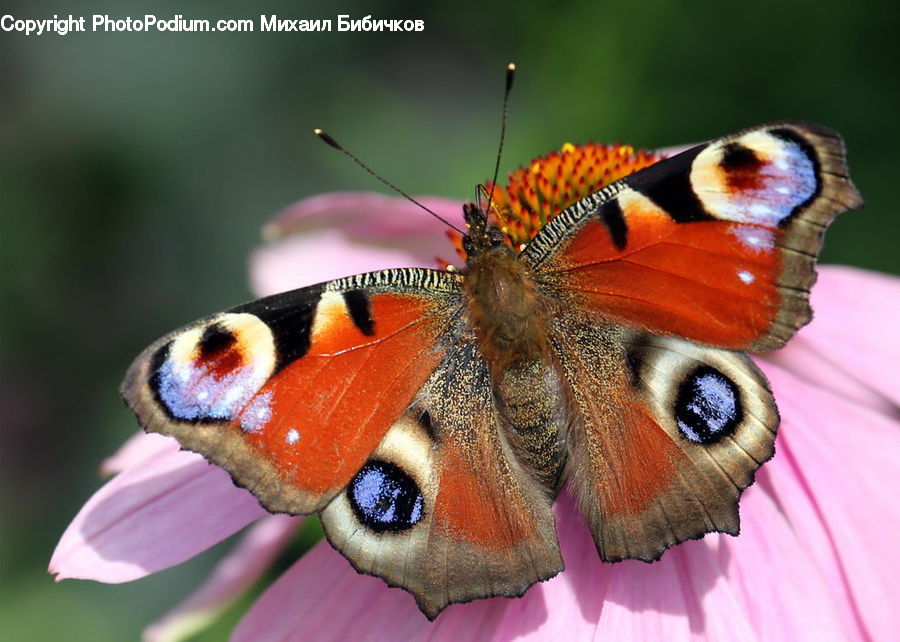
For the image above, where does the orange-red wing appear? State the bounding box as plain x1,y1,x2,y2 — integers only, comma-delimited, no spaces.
554,214,784,347
549,313,779,562
121,267,463,514
524,122,862,351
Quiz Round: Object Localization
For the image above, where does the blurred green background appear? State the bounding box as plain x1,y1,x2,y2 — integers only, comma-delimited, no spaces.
2,0,897,639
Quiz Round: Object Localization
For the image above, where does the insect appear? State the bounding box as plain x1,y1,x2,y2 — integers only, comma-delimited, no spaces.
121,99,862,617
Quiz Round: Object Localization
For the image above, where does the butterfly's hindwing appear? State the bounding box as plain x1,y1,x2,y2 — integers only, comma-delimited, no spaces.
549,310,777,562
320,339,562,619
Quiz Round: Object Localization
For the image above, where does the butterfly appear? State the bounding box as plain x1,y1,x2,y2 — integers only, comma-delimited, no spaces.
122,121,862,619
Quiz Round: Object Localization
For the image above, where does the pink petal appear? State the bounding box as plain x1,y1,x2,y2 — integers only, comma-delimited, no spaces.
262,192,465,241
493,495,603,640
504,495,755,642
250,192,465,296
674,541,758,642
231,539,431,642
234,494,765,642
763,335,894,416
425,599,509,640
100,432,181,476
768,266,900,409
721,484,858,641
250,230,443,297
656,144,693,157
591,556,694,641
758,361,900,641
144,515,301,642
50,447,266,583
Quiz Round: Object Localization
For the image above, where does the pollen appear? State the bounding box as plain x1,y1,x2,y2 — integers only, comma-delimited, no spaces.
483,142,664,247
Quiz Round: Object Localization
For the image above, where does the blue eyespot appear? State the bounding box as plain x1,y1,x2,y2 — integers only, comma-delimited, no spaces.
675,366,742,444
349,460,423,532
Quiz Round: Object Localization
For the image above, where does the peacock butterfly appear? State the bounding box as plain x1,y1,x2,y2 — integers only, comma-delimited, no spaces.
121,74,862,618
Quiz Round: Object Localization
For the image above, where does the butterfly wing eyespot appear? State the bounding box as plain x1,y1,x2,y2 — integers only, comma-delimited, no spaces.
147,313,278,425
673,365,743,445
348,460,425,531
525,121,863,352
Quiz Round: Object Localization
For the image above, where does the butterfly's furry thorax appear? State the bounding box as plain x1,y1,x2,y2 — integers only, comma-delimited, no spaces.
463,242,550,370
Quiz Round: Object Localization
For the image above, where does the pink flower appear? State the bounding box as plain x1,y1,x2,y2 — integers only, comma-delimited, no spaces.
50,192,900,641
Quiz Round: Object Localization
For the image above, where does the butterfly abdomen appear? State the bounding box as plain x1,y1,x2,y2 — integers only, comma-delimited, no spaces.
494,361,568,490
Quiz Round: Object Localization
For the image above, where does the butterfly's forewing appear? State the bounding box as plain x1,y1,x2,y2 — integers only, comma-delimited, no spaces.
524,121,863,351
529,121,860,560
122,268,460,514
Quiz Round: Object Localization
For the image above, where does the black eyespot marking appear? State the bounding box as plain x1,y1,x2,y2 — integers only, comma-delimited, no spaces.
343,289,375,336
598,200,628,251
675,366,742,444
349,460,424,532
198,323,237,358
719,142,767,193
418,409,437,441
626,144,715,223
624,349,644,389
768,127,823,219
232,283,325,370
148,340,172,404
721,142,761,171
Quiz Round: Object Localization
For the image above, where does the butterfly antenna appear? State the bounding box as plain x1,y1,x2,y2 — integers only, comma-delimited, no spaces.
484,62,516,218
314,128,466,235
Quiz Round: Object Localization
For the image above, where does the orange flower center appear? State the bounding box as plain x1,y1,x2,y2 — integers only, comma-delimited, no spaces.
445,142,663,262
